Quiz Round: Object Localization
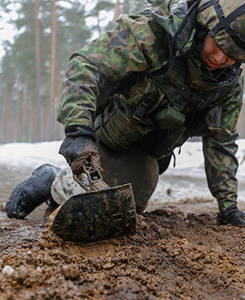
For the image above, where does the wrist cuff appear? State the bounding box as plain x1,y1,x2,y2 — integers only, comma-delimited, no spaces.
65,125,96,141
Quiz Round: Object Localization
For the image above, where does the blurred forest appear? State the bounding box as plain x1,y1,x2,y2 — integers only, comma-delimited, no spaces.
0,0,147,144
0,0,244,145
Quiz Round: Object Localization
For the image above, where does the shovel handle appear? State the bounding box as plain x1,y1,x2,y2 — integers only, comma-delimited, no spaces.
73,163,109,192
91,180,110,191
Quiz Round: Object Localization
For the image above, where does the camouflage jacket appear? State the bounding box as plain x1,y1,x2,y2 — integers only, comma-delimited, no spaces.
57,0,244,211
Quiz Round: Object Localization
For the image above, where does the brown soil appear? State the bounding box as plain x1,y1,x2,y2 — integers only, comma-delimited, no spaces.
1,204,245,300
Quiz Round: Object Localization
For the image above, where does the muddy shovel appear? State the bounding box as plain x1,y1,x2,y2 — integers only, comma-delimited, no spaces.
51,163,136,243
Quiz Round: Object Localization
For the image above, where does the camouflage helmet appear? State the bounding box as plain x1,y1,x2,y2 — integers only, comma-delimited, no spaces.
196,0,245,63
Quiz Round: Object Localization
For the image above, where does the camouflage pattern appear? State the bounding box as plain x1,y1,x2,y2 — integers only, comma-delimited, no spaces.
202,78,243,213
203,131,239,213
57,0,244,213
57,9,173,128
197,0,245,63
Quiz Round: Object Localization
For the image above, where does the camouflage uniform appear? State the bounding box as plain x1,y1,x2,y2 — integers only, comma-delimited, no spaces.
57,0,245,214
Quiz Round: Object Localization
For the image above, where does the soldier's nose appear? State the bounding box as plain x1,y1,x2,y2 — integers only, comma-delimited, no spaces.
213,51,226,65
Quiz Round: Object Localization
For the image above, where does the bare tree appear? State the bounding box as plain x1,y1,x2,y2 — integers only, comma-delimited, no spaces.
24,74,29,141
16,73,20,141
115,0,121,21
50,0,57,140
35,0,41,141
3,78,8,142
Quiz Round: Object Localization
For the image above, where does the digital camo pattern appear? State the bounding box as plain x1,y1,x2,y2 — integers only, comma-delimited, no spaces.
203,130,239,212
203,78,243,213
57,0,244,212
57,12,170,128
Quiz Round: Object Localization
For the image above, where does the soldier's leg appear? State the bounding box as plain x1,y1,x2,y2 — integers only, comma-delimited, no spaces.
218,205,245,227
97,140,159,214
158,155,172,175
49,141,160,215
5,147,159,218
6,164,62,219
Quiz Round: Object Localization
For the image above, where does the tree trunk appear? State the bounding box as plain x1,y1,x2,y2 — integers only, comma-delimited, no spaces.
25,74,29,141
50,0,57,140
16,73,21,141
54,68,62,139
96,13,101,36
31,93,36,142
124,0,130,15
3,78,8,143
35,0,41,141
114,0,121,21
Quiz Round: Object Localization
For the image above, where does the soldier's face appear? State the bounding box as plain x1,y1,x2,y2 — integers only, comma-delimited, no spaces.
201,34,235,70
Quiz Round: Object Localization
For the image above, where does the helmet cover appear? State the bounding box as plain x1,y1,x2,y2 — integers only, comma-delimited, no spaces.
197,0,245,63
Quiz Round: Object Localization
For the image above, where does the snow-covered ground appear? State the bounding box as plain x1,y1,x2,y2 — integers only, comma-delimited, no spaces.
1,139,245,211
0,141,68,170
150,139,245,211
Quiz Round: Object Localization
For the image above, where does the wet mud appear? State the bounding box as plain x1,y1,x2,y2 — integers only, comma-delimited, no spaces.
1,206,245,300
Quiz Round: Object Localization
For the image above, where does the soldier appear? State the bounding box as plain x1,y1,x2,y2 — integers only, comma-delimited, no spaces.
6,0,245,227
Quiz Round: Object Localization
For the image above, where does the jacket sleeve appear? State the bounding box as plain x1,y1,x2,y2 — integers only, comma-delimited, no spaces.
202,76,243,211
57,13,169,129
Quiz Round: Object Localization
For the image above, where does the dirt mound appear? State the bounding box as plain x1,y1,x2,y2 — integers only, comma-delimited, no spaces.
1,209,245,299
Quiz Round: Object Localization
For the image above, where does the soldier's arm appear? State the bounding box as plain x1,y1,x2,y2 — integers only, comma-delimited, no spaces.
202,77,243,212
57,14,169,129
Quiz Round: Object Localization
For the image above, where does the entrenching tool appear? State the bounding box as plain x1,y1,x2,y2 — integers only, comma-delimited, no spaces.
51,163,136,243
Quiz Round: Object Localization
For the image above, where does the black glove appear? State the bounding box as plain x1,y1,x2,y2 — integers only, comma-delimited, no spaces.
59,125,101,174
218,205,245,227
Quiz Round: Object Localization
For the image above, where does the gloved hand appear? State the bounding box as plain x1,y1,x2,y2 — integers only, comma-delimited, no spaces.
218,205,245,227
59,125,102,174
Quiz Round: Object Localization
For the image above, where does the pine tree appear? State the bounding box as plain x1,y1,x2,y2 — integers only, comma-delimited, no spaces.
0,0,151,143
0,0,94,143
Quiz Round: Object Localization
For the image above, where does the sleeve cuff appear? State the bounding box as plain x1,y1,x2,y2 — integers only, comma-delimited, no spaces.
65,125,96,141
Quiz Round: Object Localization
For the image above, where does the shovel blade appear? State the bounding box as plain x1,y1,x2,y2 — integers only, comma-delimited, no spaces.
51,183,136,243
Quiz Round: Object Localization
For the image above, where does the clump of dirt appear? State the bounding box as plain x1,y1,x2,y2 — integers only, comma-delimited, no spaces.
1,208,245,300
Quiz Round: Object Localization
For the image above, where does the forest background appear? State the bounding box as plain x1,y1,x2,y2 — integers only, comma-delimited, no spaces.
0,0,245,145
0,0,147,143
